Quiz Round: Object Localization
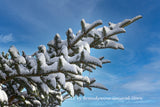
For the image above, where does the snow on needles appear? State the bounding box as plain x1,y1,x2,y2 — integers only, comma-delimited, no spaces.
0,16,142,106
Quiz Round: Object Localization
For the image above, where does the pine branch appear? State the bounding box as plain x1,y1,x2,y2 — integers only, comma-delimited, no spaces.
69,19,102,48
103,15,142,40
0,15,142,106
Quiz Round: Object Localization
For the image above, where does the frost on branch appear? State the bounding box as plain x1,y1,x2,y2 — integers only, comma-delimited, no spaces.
0,15,142,107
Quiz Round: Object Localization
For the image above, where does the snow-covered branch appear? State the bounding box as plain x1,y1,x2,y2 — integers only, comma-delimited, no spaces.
0,15,142,107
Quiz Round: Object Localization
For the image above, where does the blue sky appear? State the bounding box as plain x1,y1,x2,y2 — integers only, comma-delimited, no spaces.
0,0,160,107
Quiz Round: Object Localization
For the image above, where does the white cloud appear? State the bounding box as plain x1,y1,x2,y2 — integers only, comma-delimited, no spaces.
122,46,160,92
122,80,160,92
0,33,14,43
142,47,160,72
142,60,160,72
147,47,160,54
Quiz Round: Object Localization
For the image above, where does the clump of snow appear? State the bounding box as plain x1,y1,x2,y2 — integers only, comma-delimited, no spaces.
33,100,41,106
65,82,74,97
8,46,19,58
0,89,8,103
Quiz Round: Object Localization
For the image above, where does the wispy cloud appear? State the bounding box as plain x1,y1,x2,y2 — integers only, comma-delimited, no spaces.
122,46,160,92
122,79,160,92
0,33,14,43
93,69,119,86
142,60,160,72
142,46,160,72
1,0,100,33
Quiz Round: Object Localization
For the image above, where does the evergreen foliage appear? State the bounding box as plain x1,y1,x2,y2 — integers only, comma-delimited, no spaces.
0,15,142,107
